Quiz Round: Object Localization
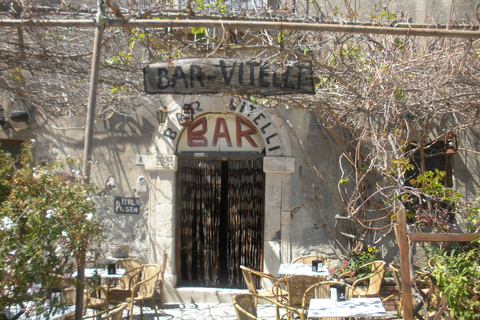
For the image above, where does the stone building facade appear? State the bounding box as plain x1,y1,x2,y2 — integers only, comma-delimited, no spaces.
1,89,478,299
1,0,479,303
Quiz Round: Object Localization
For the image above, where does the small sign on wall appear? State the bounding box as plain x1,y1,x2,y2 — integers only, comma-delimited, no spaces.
114,196,140,214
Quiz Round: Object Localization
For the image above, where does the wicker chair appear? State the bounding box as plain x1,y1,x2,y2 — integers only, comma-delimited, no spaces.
276,275,325,320
124,264,162,320
112,258,143,272
301,281,359,320
108,259,143,292
338,260,386,298
49,274,108,313
413,269,449,319
291,255,330,268
385,264,450,320
240,265,286,298
240,265,287,320
107,266,143,304
233,293,305,320
82,303,128,320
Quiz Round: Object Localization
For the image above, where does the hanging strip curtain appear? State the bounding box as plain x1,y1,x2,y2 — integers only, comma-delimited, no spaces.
180,159,221,286
180,158,264,287
227,159,264,287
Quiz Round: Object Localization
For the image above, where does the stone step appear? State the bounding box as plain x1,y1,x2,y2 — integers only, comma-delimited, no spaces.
163,287,249,304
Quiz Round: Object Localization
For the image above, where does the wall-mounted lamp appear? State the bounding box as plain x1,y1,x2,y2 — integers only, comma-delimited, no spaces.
0,106,6,126
180,104,193,127
156,105,168,124
10,110,29,122
106,176,116,189
445,132,458,155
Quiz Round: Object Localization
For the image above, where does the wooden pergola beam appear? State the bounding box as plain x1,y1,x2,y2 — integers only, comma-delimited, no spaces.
396,212,480,320
396,208,414,320
409,233,480,242
0,19,479,38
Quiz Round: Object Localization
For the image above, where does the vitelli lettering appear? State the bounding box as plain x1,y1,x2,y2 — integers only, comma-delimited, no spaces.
145,58,314,95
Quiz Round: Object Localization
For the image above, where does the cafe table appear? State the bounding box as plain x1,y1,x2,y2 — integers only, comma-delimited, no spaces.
278,263,330,277
72,268,126,304
307,297,387,319
72,267,126,290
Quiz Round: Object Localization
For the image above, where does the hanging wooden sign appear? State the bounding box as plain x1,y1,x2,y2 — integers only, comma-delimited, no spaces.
143,58,315,96
114,196,140,214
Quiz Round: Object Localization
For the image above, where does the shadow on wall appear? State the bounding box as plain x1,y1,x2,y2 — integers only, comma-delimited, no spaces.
92,194,150,266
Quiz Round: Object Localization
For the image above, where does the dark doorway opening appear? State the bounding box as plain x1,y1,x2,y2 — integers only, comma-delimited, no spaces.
177,158,264,288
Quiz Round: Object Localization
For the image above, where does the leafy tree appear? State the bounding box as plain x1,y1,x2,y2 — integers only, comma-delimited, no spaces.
431,239,480,319
0,142,104,313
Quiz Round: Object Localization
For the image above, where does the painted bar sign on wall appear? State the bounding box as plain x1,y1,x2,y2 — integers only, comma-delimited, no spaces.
114,196,140,214
143,58,315,95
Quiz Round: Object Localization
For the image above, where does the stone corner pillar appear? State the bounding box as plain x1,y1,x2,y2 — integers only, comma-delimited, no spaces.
263,156,295,272
144,154,178,282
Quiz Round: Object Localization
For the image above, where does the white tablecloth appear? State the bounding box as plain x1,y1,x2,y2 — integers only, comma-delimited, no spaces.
307,297,387,318
278,263,330,277
72,268,125,279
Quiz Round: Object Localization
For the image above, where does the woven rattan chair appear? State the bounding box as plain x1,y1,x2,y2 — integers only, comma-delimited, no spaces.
275,275,325,320
82,303,128,320
124,264,162,320
413,269,449,319
108,259,143,292
301,280,359,320
112,258,143,275
240,265,286,298
291,255,330,268
338,260,386,298
240,265,288,320
107,266,143,304
233,293,305,320
50,274,108,313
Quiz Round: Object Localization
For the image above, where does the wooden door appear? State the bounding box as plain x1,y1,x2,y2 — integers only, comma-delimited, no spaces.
177,158,264,288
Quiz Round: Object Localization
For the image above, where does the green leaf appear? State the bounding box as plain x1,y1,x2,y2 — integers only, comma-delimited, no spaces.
394,87,405,100
110,86,124,94
192,27,205,35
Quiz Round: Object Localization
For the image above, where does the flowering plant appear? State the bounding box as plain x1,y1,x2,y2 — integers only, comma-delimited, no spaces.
431,239,480,319
330,246,380,279
0,143,104,312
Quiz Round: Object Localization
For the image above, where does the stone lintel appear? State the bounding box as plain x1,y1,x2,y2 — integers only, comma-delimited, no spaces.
145,154,177,171
263,157,295,173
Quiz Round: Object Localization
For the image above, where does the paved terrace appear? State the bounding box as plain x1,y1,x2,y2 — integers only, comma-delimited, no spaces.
123,288,399,320
129,301,399,320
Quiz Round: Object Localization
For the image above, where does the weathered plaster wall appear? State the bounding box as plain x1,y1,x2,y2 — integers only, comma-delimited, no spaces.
1,93,479,288
0,95,161,264
270,105,349,268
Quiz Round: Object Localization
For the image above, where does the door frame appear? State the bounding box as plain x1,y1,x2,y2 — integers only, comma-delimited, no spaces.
144,95,295,288
175,156,266,287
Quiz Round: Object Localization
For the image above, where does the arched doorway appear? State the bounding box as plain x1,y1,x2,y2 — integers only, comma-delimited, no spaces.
175,112,265,287
146,95,294,288
177,157,264,287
